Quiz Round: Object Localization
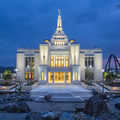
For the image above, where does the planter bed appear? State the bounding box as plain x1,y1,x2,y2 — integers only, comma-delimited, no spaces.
104,84,120,91
81,82,100,90
99,83,120,91
0,84,15,90
22,82,38,90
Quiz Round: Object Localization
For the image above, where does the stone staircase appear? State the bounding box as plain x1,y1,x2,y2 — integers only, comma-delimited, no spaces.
71,91,93,101
34,92,84,103
31,91,93,102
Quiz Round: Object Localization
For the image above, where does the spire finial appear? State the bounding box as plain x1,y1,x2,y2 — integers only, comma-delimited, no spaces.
58,9,61,15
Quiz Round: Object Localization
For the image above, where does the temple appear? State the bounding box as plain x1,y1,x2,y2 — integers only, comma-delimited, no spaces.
17,10,103,84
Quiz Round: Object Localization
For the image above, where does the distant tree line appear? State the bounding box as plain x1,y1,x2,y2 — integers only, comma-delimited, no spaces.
0,67,16,73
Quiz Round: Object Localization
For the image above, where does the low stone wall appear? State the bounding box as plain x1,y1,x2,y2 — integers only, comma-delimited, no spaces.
0,85,15,90
104,84,120,91
22,82,38,90
81,82,100,90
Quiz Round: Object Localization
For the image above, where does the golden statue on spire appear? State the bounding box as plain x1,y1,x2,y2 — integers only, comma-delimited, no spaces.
58,9,61,15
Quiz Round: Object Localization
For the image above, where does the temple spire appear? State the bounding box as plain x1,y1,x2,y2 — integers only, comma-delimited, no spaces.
56,9,63,31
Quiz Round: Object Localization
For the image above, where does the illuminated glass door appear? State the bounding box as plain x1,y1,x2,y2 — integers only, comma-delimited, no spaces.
48,72,53,83
54,72,65,83
66,72,71,83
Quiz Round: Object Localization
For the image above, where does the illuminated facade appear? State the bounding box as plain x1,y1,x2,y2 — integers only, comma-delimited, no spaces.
17,11,103,84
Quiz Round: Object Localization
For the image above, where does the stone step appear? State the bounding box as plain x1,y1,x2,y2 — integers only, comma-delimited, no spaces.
71,91,92,96
35,96,46,102
46,93,74,97
50,97,84,103
71,91,93,101
35,96,84,103
31,91,48,97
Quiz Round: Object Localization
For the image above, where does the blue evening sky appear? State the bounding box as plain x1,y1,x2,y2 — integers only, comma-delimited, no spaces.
0,0,120,68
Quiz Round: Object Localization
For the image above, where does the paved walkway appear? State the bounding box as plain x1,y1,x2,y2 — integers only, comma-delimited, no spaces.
31,83,90,93
31,84,92,102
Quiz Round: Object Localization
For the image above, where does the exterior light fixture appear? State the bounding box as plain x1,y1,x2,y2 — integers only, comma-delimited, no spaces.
102,69,104,72
90,65,92,68
84,66,86,69
27,65,29,68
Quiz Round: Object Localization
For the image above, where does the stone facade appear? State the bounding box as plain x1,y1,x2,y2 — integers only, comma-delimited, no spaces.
17,11,102,84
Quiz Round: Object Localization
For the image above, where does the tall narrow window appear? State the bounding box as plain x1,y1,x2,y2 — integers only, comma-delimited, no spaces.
91,57,94,67
29,57,31,66
25,72,28,79
66,56,68,67
25,57,28,67
62,59,64,67
32,58,34,67
88,57,90,67
42,72,44,80
51,56,54,67
55,41,56,45
43,55,45,65
75,72,77,80
74,55,76,65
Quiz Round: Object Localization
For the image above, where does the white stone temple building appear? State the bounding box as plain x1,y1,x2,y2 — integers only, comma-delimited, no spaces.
17,10,103,84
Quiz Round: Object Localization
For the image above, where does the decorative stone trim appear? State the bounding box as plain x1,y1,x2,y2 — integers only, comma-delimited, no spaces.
104,84,120,91
0,85,15,90
81,82,100,90
22,82,38,90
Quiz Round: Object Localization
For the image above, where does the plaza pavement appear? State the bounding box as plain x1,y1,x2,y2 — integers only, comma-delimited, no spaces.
31,83,93,102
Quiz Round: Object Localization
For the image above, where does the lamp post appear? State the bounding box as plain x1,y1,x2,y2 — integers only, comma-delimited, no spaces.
90,65,92,84
102,69,104,93
15,69,17,92
33,66,35,82
27,66,29,84
84,66,86,82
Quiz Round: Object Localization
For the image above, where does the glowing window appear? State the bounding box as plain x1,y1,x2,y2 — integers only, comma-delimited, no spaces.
62,60,64,67
51,56,54,67
42,72,44,80
74,55,76,65
43,59,45,65
65,56,69,67
25,72,28,79
55,41,56,45
75,72,77,80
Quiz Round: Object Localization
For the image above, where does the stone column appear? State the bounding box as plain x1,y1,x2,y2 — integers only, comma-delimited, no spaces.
53,72,54,83
64,56,65,67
